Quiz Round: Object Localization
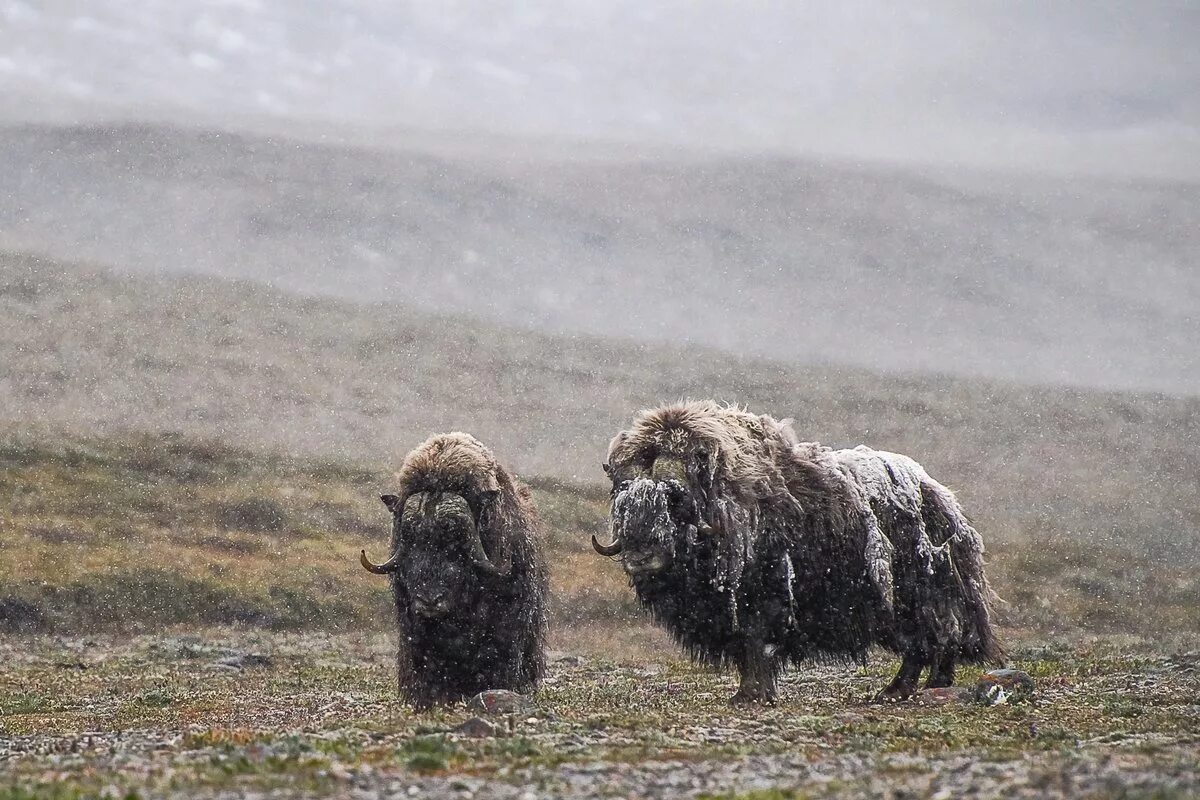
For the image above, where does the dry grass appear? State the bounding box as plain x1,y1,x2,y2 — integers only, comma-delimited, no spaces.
1,430,1196,641
3,251,1198,575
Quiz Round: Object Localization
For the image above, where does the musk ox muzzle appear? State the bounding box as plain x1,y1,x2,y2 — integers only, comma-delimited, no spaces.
596,477,699,576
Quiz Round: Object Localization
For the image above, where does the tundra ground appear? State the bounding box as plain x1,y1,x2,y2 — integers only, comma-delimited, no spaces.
1,630,1197,799
2,433,1198,798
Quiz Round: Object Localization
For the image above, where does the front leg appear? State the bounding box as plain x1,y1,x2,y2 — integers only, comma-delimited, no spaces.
873,650,926,702
731,635,780,706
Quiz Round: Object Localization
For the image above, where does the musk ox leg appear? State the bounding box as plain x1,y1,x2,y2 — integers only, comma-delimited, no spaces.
730,636,780,706
874,651,925,702
925,651,957,689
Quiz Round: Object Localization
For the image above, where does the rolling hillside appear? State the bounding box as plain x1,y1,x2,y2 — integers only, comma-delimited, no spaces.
2,123,1197,393
3,251,1197,568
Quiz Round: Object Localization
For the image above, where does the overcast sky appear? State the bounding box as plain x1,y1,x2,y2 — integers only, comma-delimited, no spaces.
2,1,1198,175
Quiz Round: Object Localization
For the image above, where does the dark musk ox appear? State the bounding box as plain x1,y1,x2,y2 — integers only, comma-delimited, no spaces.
360,433,548,708
594,401,1003,704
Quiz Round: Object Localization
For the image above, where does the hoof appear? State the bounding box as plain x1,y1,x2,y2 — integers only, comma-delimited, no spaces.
730,690,777,707
871,685,916,704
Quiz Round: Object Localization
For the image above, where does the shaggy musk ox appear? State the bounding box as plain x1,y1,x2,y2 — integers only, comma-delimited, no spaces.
595,401,1003,703
360,433,548,708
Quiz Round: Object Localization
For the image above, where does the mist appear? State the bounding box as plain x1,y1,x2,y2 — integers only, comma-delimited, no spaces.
1,5,1199,798
3,1,1199,175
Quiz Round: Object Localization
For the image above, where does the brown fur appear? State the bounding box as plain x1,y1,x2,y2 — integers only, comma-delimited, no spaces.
604,401,1003,703
379,432,548,708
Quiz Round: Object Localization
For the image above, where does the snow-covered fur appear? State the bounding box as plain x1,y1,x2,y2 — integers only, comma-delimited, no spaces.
363,433,548,708
600,401,1003,703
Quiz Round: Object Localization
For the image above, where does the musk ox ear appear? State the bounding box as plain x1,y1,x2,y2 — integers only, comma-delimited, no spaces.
601,463,612,475
380,494,402,513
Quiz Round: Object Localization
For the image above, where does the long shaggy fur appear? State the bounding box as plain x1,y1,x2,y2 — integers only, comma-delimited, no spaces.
383,433,548,708
604,401,1002,701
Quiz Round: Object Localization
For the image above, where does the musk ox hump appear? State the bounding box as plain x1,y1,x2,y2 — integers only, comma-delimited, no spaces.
609,401,791,495
396,432,504,497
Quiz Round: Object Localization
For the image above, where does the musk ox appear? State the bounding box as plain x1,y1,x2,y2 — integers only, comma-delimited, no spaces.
595,401,1003,704
360,432,548,708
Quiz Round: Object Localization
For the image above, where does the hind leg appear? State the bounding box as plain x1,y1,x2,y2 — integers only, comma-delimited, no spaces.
925,651,957,689
874,651,925,702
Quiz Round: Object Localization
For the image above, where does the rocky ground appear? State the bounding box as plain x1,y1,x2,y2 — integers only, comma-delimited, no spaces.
1,629,1197,799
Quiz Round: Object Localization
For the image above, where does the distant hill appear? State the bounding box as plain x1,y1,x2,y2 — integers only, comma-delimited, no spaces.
1,123,1197,393
3,252,1197,567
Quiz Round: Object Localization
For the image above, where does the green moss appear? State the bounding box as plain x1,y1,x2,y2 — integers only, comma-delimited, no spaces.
399,736,459,773
0,693,54,716
698,790,810,800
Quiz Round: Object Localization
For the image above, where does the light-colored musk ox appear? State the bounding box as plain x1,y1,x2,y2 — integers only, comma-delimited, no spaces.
595,401,1003,703
360,433,548,708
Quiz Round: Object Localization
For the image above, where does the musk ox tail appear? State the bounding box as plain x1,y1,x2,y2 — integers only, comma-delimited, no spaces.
920,481,1005,666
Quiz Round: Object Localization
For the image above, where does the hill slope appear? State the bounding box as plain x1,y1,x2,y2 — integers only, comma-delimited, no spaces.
3,252,1197,566
1,123,1197,392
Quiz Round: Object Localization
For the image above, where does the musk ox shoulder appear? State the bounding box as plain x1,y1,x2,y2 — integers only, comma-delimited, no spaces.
595,401,1003,703
360,432,549,708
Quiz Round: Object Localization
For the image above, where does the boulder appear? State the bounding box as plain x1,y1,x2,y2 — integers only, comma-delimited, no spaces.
973,669,1035,705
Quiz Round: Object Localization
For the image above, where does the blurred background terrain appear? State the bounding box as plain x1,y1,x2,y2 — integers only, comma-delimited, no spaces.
0,1,1197,642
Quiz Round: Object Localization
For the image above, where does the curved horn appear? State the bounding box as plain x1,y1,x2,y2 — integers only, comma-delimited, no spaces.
591,533,623,557
467,511,512,578
360,549,400,575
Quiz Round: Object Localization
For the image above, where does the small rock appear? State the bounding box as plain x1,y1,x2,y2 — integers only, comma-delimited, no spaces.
453,717,499,738
973,669,1035,705
212,652,272,670
913,687,973,705
554,654,585,667
467,690,533,716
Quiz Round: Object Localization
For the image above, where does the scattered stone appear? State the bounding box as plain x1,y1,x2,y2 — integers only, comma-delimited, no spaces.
973,669,1035,705
467,690,534,716
553,654,586,667
913,687,973,705
54,660,88,670
212,652,273,670
453,717,499,738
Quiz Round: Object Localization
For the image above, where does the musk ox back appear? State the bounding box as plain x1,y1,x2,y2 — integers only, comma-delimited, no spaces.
360,432,548,708
595,401,1002,703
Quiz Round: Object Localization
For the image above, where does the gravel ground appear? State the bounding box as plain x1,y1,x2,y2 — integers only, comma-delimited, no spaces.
1,630,1197,799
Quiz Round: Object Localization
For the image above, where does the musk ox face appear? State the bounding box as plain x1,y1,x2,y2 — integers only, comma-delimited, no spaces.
596,430,715,577
361,489,510,617
393,492,476,618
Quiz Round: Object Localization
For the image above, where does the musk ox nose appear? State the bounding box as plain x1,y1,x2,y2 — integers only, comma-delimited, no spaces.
412,592,451,618
661,479,698,522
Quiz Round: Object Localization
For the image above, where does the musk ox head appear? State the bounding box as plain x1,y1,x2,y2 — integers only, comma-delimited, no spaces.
360,433,512,617
596,402,773,578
